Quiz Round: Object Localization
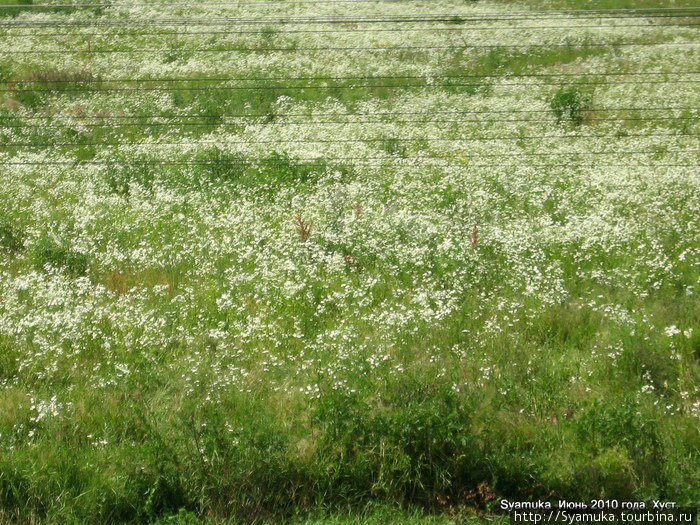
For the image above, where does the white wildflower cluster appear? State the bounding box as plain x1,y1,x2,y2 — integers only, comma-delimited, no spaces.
29,395,71,423
0,0,697,450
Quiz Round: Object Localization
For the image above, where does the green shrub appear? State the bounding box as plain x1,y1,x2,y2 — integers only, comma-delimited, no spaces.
104,161,158,195
0,0,105,18
0,0,32,19
193,149,334,190
9,69,100,110
0,219,23,253
192,148,249,184
261,151,325,185
550,86,592,125
31,239,90,277
379,137,409,158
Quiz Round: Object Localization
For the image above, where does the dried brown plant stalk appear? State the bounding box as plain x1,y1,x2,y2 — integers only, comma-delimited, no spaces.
294,214,313,242
354,201,363,221
471,223,479,249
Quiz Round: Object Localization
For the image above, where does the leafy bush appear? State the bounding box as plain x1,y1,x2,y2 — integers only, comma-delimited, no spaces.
0,219,23,253
193,149,335,189
550,86,592,125
31,239,90,277
379,137,409,157
0,0,105,18
104,160,158,195
0,0,32,18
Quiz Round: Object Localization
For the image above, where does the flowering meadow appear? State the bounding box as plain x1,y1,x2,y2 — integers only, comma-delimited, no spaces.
0,0,698,522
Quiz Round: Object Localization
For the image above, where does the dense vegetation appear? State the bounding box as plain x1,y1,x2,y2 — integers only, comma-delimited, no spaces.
0,0,698,523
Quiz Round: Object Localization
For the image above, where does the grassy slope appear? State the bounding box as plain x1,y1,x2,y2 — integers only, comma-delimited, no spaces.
0,0,698,523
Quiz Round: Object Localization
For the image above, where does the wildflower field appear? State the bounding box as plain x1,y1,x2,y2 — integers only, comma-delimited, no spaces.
0,0,698,522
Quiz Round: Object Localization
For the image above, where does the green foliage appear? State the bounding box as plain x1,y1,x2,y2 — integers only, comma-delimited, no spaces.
0,0,106,18
31,239,90,277
10,69,102,110
550,86,593,125
379,137,409,157
104,159,158,195
0,0,32,19
0,64,13,83
0,218,23,253
175,397,308,521
314,377,478,506
190,149,342,191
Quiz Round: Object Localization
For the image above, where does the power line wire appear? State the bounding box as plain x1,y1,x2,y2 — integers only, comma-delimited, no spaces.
4,106,696,120
1,3,698,10
2,116,694,129
2,13,698,27
1,149,694,159
3,80,699,92
8,71,698,83
0,160,694,168
2,132,696,147
3,22,699,37
1,7,698,16
2,42,696,54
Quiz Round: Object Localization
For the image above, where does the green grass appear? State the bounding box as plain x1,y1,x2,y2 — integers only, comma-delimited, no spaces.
0,0,106,18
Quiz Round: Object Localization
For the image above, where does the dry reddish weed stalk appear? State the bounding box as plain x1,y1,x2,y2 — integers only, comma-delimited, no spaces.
354,201,363,221
294,214,313,242
471,223,479,249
